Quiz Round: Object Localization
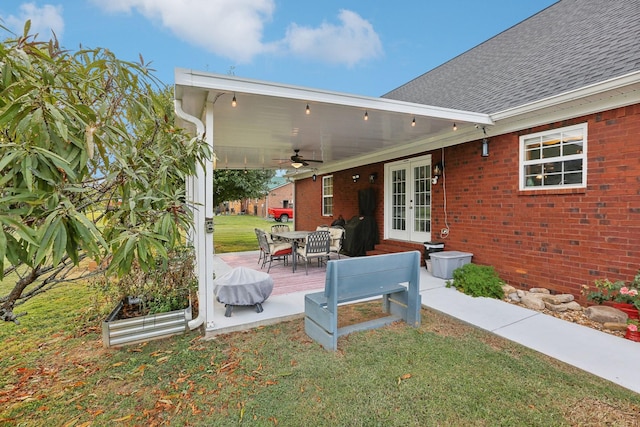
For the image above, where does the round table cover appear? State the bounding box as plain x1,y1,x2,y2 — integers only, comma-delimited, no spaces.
213,267,274,305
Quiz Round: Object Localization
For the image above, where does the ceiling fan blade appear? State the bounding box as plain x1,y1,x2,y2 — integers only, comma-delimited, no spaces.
288,149,323,166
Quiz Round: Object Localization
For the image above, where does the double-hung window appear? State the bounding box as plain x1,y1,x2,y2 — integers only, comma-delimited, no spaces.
322,175,333,216
520,123,587,190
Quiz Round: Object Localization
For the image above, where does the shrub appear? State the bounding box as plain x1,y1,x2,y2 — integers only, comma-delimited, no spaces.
96,246,198,316
445,263,504,299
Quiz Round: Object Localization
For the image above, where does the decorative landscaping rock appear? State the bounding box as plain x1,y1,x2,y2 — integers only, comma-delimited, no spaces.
505,286,628,339
584,306,628,324
541,294,574,305
529,288,551,294
521,294,546,310
564,301,583,311
508,292,521,302
525,292,548,299
603,322,629,332
502,284,517,296
544,301,568,312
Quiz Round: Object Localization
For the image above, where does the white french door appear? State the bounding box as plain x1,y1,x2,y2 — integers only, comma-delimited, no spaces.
385,156,432,243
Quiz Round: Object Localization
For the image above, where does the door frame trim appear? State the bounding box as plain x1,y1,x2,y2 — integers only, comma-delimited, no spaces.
383,154,432,242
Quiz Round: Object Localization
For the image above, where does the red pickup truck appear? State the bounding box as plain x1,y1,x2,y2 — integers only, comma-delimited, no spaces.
268,207,293,222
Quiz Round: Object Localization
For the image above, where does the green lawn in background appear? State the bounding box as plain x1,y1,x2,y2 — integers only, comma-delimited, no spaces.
1,215,639,425
214,215,286,253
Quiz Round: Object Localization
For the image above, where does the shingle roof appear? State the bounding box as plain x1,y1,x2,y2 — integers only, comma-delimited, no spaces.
383,0,640,114
268,177,290,190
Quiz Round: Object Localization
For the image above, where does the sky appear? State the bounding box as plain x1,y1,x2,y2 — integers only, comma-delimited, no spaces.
0,1,558,97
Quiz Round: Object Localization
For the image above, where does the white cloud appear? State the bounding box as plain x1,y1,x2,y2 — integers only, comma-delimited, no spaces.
282,10,383,67
3,3,64,40
91,0,275,64
90,1,382,67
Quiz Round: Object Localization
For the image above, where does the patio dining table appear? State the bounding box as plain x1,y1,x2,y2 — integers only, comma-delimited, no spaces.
271,230,310,272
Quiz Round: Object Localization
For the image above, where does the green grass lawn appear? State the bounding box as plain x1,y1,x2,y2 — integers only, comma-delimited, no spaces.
214,215,286,253
1,215,639,425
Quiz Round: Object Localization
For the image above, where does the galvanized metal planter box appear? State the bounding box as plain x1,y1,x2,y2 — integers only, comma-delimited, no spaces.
102,299,192,348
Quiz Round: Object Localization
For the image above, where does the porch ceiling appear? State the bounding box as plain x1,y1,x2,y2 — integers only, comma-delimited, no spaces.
174,68,493,175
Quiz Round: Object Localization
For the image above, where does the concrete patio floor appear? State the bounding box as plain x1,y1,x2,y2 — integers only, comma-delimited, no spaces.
208,251,640,395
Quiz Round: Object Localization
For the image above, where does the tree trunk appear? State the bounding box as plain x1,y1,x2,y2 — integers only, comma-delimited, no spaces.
0,268,39,323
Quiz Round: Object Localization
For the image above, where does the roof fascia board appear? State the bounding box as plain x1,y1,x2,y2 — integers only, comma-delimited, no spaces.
491,71,640,122
485,71,640,136
175,68,493,125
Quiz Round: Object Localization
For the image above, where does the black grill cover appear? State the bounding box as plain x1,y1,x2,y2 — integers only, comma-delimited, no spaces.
343,188,379,256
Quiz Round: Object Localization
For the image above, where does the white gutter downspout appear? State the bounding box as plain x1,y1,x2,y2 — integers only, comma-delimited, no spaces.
174,99,212,331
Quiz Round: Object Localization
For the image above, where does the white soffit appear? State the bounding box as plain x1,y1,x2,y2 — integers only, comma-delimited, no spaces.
175,68,493,171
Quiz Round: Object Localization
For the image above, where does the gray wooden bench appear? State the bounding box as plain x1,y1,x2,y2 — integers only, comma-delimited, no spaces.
304,251,421,351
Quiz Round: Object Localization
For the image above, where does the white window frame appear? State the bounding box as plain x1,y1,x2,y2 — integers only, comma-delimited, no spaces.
519,123,588,190
322,175,333,216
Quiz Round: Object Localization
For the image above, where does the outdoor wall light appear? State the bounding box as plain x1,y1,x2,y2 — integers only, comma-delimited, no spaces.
312,174,317,182
433,162,443,178
352,174,360,183
481,138,489,157
432,162,443,185
369,173,377,184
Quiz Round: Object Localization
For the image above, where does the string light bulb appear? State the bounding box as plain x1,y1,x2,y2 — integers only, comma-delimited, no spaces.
411,117,416,127
231,94,237,107
305,104,310,115
453,123,457,131
364,111,368,121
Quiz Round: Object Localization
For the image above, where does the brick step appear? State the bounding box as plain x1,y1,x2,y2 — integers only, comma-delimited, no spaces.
366,240,425,257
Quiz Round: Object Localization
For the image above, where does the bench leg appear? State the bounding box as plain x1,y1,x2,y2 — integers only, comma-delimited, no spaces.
255,303,263,313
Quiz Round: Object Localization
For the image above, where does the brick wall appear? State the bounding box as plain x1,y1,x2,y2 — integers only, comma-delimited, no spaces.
296,104,640,301
296,165,385,228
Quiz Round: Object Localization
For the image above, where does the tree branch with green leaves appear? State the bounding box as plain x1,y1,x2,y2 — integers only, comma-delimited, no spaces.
0,22,211,323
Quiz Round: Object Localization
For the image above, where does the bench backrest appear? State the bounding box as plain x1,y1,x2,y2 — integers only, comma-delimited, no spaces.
324,251,420,304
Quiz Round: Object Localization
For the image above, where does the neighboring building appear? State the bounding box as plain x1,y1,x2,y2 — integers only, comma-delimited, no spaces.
294,0,640,297
218,176,292,217
265,178,294,218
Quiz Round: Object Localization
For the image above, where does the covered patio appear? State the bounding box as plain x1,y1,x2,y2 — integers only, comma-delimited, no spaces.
173,68,493,332
209,250,445,334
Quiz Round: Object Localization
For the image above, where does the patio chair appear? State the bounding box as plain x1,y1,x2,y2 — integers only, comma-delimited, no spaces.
257,230,292,273
328,226,345,259
295,230,330,275
272,224,290,233
254,228,265,265
271,224,290,242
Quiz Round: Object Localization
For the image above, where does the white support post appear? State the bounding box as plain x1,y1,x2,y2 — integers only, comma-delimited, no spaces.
203,102,216,330
174,99,213,331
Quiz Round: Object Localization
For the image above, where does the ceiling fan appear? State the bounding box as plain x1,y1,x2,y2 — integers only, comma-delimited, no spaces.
289,149,323,169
